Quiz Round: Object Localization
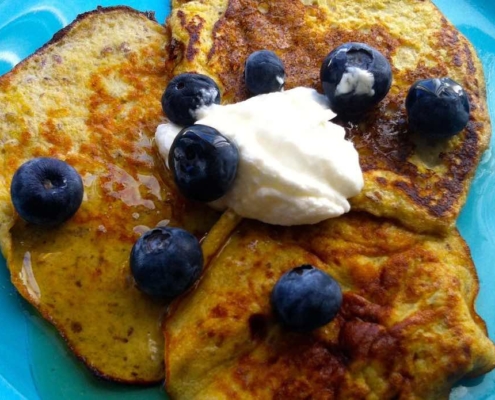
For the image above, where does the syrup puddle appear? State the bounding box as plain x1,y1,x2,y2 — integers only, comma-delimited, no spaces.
19,252,40,303
102,164,165,210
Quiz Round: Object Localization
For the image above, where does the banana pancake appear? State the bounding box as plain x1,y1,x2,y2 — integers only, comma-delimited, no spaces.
164,210,495,399
0,7,217,383
165,0,491,234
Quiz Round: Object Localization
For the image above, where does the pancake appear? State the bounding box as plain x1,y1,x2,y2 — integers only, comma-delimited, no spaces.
165,0,491,234
0,7,217,383
164,210,495,399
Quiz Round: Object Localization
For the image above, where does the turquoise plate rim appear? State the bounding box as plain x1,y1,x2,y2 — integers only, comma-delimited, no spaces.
0,0,494,399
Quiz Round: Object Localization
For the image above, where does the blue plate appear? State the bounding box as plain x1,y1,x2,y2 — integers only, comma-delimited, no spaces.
0,1,494,399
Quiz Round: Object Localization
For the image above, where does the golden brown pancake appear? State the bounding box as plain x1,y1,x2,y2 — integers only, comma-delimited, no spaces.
165,0,491,234
164,210,495,399
0,7,217,383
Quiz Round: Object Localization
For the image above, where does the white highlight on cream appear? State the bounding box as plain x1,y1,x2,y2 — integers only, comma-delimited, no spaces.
335,67,375,97
155,122,182,169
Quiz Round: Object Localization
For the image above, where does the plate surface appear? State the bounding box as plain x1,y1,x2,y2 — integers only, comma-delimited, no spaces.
0,0,494,399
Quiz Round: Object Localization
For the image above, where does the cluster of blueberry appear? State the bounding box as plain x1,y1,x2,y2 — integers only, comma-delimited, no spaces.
9,42,470,332
321,42,470,139
163,74,238,203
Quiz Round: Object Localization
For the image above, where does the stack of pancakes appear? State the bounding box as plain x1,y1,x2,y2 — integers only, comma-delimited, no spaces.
0,1,494,398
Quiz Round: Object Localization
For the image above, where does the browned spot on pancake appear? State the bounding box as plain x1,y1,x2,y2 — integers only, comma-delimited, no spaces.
231,335,349,398
167,37,185,65
376,177,387,186
177,10,204,61
19,130,32,147
437,17,459,51
248,313,268,341
113,336,129,343
464,42,477,75
40,119,73,154
211,304,229,318
71,321,83,333
339,319,399,361
340,293,384,323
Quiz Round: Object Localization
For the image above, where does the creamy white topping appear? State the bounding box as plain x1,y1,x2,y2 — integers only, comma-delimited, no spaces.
190,87,220,119
335,67,375,97
156,87,363,226
155,122,178,168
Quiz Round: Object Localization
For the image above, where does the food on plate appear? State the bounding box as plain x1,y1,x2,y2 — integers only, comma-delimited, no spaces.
166,0,491,234
244,50,285,95
168,124,239,202
10,157,84,226
406,77,471,139
161,73,221,126
164,211,495,399
320,42,393,115
0,6,217,383
0,0,493,395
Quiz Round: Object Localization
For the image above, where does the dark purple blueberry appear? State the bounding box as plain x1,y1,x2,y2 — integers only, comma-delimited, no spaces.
168,124,238,202
10,157,84,226
130,227,203,298
244,50,285,95
320,42,392,115
406,77,470,139
271,265,342,332
161,73,220,126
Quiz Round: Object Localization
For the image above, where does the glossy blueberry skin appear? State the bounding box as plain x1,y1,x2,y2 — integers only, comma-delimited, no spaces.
271,265,342,332
10,157,84,226
169,124,239,202
161,73,221,126
320,42,392,115
130,227,203,298
244,50,285,95
406,77,470,139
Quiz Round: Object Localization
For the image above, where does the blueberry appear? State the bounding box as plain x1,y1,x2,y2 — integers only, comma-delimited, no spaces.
161,73,221,126
168,124,239,202
10,157,84,226
244,50,285,95
130,227,203,298
320,42,392,115
406,77,470,139
271,265,342,332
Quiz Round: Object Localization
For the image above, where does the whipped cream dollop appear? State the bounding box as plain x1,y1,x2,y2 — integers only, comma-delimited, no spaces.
155,87,363,226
